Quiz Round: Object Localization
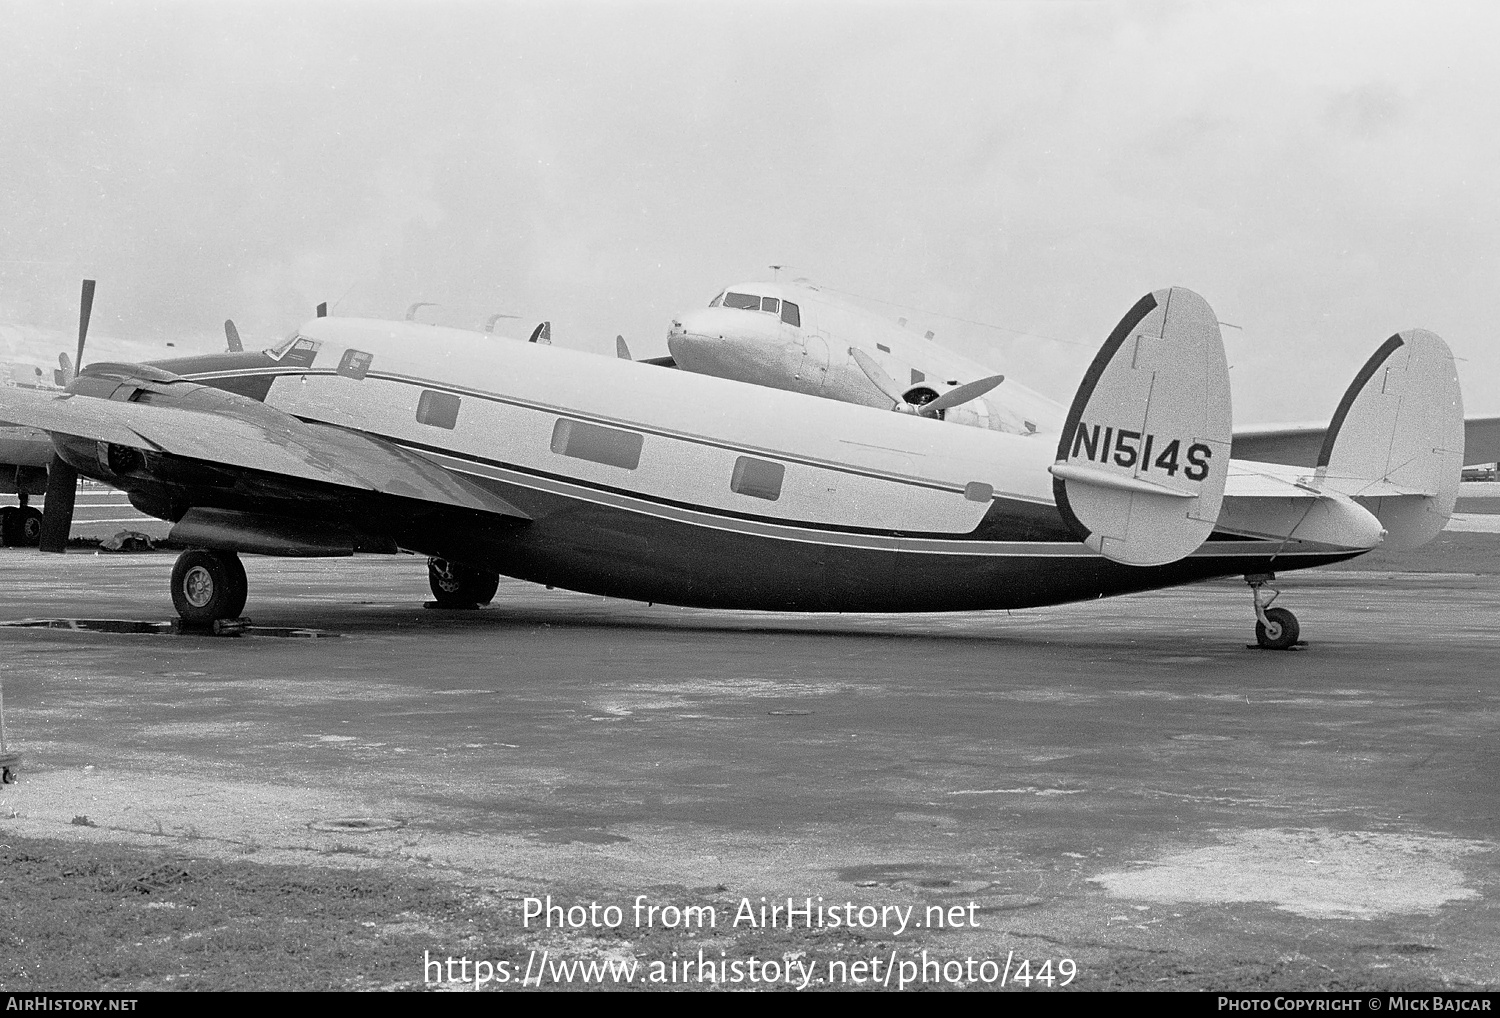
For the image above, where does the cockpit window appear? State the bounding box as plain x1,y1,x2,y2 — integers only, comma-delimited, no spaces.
266,334,321,365
761,297,780,314
265,331,302,358
781,301,801,327
723,292,760,310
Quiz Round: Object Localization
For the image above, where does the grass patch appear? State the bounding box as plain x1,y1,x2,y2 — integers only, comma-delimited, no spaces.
0,834,482,991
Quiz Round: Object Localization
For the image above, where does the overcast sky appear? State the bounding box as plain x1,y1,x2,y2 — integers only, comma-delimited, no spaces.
3,0,1496,421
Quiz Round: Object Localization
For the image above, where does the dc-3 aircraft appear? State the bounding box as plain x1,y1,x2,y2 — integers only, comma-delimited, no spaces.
667,279,1498,468
0,283,1465,649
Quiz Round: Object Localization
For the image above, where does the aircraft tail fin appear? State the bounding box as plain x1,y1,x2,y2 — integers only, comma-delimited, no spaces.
1315,329,1464,549
1050,287,1232,566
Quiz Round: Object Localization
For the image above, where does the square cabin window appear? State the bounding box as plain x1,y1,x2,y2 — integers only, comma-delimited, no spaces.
550,418,643,469
761,297,780,314
730,456,785,501
416,390,461,430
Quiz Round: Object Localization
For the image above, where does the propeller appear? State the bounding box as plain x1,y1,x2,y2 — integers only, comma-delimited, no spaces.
75,279,95,376
224,319,243,352
848,347,1003,419
615,335,632,360
40,280,95,552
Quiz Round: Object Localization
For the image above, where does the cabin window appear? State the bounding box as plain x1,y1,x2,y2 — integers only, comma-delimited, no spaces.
730,456,785,501
416,390,461,430
723,292,760,310
964,481,994,503
780,301,800,327
338,348,374,380
760,296,780,314
550,419,643,470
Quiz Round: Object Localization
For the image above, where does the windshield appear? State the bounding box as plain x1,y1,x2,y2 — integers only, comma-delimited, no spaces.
265,330,301,359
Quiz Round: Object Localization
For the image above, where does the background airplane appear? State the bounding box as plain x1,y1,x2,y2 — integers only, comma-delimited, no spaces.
0,285,1465,652
668,278,1500,472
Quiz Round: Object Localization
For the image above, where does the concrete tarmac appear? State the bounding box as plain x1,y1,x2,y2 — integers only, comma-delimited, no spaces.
0,550,1497,989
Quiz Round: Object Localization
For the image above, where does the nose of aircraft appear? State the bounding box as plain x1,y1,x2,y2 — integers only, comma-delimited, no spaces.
667,306,782,375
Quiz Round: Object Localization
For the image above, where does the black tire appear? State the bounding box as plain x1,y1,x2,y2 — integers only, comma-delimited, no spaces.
0,507,14,547
428,557,500,607
171,549,248,624
19,507,42,547
223,552,248,620
1255,606,1300,650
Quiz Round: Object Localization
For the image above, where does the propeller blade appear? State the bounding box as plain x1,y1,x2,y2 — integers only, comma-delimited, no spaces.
224,319,243,352
616,335,632,360
917,374,1005,417
75,279,95,374
57,353,74,386
848,347,904,406
37,454,78,554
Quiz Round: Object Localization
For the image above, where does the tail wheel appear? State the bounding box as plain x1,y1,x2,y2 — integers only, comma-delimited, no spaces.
428,557,500,607
171,549,248,624
1255,606,1300,650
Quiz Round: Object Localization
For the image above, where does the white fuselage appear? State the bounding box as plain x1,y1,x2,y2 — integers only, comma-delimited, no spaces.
666,281,1066,436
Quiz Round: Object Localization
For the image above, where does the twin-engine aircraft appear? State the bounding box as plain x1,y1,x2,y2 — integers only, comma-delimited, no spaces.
669,279,1498,469
0,285,1464,649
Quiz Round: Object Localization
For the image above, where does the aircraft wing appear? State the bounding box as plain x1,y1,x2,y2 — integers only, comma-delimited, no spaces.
1233,416,1500,467
0,386,530,520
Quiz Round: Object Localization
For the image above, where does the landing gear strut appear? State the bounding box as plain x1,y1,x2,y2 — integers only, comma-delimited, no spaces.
427,557,499,608
1246,572,1299,650
171,549,248,624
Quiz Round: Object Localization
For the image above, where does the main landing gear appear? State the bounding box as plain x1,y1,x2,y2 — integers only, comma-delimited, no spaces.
427,557,500,609
1246,572,1300,650
0,495,43,547
171,548,248,625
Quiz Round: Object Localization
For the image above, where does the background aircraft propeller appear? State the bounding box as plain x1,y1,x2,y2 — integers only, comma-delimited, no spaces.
848,346,1004,418
616,335,631,360
39,280,95,552
224,319,243,352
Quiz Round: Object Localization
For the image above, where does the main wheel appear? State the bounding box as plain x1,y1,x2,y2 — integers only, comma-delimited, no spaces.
171,549,249,624
18,506,42,547
428,557,500,607
1255,606,1300,650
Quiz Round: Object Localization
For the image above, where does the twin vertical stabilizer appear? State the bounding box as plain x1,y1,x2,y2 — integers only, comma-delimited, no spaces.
1050,287,1233,566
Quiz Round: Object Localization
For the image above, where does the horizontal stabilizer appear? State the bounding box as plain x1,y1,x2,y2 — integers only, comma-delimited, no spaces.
1049,462,1195,498
1220,461,1386,550
1052,287,1232,566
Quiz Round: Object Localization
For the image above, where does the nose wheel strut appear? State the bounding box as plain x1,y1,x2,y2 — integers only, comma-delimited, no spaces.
1246,572,1300,650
